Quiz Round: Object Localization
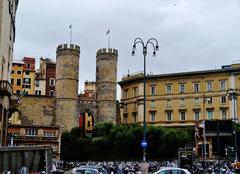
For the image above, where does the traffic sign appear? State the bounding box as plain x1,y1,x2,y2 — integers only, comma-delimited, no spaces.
141,139,147,148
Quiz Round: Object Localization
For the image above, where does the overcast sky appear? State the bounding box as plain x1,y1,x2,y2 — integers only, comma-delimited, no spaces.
14,0,240,98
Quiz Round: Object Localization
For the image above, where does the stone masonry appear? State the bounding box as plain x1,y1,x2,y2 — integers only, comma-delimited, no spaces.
96,48,118,124
55,44,80,130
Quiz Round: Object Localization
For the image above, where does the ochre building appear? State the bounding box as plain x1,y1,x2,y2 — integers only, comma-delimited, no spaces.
118,64,240,126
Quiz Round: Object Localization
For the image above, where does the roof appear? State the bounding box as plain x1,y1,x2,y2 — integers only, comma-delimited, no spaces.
118,65,240,85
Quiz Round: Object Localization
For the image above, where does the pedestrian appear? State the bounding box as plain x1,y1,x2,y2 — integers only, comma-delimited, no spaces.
140,162,148,174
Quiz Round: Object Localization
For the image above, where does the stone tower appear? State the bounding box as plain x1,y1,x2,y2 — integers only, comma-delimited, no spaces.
96,48,118,124
55,44,80,130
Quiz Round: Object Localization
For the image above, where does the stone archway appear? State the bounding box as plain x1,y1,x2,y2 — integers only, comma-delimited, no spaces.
78,100,97,135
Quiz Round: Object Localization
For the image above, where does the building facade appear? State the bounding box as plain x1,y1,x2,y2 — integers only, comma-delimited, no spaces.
11,62,24,94
118,64,240,126
22,57,36,95
7,124,61,159
118,64,240,158
39,57,56,96
0,0,18,146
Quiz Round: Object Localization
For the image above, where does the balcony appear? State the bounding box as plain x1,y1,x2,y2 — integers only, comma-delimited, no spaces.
0,80,13,96
13,135,59,142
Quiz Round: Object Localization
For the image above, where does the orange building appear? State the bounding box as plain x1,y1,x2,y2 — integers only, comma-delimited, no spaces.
11,62,24,94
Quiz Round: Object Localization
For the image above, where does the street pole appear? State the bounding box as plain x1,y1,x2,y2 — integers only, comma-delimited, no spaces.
233,97,238,162
227,88,239,162
132,38,159,162
143,47,147,162
202,95,207,171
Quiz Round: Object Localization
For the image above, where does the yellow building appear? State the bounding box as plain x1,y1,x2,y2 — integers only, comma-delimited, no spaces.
118,64,240,126
119,64,240,158
11,62,24,94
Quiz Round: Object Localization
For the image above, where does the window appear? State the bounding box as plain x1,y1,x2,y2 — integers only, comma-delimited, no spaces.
132,112,137,123
44,131,56,137
23,85,31,89
11,78,14,85
49,90,55,96
150,112,156,122
166,112,172,121
87,121,90,127
16,90,20,94
0,104,3,122
124,89,128,98
133,87,137,97
180,111,186,121
220,80,226,91
166,85,172,94
133,102,137,109
49,78,55,86
167,99,172,107
35,80,40,87
25,128,38,136
221,96,226,103
35,90,41,95
150,100,155,109
206,97,213,104
221,110,227,120
17,70,21,74
23,78,31,84
11,70,14,74
194,98,200,105
26,63,30,69
179,84,185,93
150,85,156,95
194,111,200,120
207,110,214,120
123,114,128,124
17,79,21,86
207,81,213,92
25,71,30,75
124,104,128,112
180,98,185,106
193,83,200,92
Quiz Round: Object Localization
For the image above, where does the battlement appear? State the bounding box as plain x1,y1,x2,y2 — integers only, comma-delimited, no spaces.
56,44,80,52
96,48,118,56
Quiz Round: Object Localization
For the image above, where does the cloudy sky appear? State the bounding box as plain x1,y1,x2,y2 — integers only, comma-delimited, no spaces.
14,0,240,98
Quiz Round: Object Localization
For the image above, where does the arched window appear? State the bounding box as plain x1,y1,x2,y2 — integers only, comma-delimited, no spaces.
49,90,55,96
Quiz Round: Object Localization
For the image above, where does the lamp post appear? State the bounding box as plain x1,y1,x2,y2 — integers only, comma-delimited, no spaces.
227,88,239,162
202,95,210,170
132,38,159,162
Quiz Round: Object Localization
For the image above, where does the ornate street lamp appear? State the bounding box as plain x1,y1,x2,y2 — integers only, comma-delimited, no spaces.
227,88,239,162
132,38,159,162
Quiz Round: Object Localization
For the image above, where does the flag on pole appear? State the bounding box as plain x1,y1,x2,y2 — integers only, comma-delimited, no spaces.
106,29,110,35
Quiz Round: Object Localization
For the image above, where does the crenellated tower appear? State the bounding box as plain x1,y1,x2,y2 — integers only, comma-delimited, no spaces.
55,44,80,130
96,48,118,124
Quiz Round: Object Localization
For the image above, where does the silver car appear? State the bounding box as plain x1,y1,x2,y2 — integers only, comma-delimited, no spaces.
64,165,108,174
153,167,191,174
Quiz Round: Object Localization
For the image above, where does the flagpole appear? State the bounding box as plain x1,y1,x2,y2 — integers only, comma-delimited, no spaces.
70,24,72,45
108,30,110,49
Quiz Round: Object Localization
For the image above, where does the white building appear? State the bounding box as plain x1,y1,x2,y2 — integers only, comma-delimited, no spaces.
0,0,18,146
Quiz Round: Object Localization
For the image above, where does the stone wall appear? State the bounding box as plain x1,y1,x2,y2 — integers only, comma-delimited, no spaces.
17,95,55,126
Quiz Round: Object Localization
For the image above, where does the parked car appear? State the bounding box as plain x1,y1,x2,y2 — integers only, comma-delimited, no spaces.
64,165,108,174
153,167,191,174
